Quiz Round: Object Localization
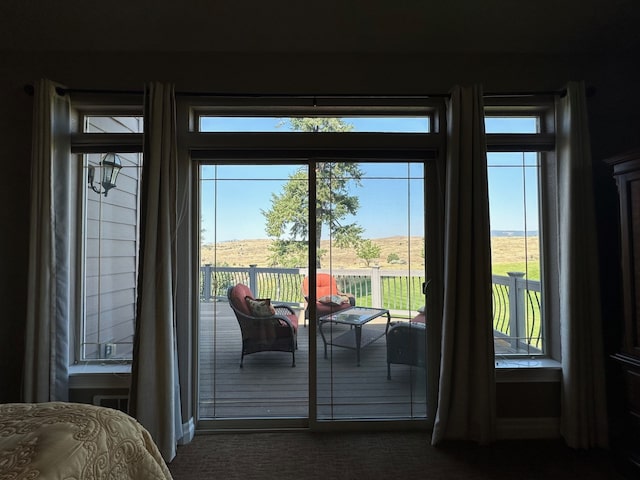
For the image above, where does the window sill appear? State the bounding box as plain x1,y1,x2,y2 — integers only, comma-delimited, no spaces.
68,363,131,389
495,358,561,383
67,359,560,388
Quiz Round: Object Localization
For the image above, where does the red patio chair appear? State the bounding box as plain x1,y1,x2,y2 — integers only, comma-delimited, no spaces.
301,273,355,327
227,283,299,367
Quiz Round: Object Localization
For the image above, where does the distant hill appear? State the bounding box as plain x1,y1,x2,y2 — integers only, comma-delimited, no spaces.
491,230,538,237
201,235,539,268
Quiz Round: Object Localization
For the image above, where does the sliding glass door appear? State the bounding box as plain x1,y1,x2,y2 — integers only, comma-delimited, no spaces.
314,160,427,420
197,158,427,426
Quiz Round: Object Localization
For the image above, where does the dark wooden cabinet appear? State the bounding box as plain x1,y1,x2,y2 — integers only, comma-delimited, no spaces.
607,148,640,472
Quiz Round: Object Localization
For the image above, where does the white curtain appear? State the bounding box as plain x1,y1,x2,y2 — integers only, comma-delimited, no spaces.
23,79,73,402
431,85,496,445
129,83,183,462
557,81,608,448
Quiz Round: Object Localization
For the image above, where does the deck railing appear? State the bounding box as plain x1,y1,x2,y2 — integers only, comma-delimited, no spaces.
200,265,426,316
492,272,542,353
200,265,543,352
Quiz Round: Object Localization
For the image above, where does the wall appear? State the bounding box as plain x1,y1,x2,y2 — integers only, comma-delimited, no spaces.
1,52,638,422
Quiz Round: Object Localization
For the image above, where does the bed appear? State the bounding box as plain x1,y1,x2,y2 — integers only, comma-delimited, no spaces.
0,402,173,479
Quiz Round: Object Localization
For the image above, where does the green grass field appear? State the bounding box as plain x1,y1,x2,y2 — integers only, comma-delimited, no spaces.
492,262,540,280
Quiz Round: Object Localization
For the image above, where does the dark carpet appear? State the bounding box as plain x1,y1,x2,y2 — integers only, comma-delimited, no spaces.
168,431,629,480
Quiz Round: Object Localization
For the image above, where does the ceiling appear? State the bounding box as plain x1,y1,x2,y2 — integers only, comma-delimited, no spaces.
1,0,639,54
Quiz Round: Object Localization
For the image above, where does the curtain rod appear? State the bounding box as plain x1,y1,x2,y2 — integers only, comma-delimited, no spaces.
24,84,586,99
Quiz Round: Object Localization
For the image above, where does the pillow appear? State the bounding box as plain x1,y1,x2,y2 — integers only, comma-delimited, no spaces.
245,297,276,317
318,294,350,305
417,305,425,313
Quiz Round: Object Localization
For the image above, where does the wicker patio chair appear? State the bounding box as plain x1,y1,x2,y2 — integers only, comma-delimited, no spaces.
386,280,430,379
227,283,299,367
386,317,426,380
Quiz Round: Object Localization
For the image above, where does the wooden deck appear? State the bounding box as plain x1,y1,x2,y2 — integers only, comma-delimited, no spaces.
198,301,428,420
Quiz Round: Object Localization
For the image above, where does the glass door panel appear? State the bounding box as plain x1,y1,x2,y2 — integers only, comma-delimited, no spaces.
198,163,309,420
314,161,427,420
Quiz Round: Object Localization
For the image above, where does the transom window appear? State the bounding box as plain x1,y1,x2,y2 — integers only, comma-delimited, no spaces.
83,115,143,133
485,116,539,133
199,115,431,133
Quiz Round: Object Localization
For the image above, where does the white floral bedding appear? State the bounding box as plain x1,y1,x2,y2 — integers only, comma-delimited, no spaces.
0,402,173,479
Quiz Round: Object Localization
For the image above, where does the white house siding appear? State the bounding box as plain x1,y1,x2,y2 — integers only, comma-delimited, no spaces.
83,116,142,359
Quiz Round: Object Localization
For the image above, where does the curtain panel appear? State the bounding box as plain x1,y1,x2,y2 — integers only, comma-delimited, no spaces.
557,81,608,448
431,85,496,445
23,79,73,403
129,83,183,462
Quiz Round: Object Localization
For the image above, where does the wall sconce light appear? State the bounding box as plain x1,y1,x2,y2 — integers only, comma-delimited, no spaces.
88,153,122,197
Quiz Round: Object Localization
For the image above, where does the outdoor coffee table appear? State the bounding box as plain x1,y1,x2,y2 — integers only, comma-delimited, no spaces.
318,306,391,366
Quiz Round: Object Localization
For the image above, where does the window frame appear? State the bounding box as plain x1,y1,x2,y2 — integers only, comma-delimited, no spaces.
194,101,437,135
484,97,558,360
178,95,447,428
69,96,143,365
66,93,561,367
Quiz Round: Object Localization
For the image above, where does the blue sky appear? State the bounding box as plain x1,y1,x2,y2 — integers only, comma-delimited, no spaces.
200,116,430,133
487,152,539,232
199,117,539,244
200,163,425,243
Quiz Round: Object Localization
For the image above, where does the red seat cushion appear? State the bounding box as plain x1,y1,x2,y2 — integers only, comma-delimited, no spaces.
302,273,341,298
411,313,426,324
230,283,253,316
283,312,299,330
